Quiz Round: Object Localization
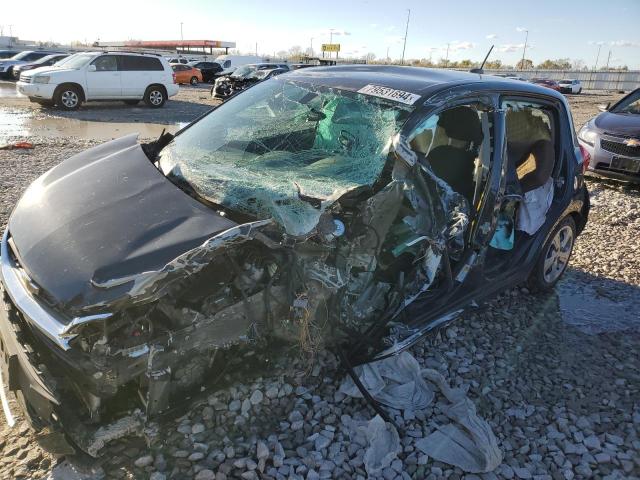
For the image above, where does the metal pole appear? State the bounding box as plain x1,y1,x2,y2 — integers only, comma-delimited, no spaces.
401,9,410,65
386,46,390,64
605,50,611,70
445,43,450,67
310,37,314,57
520,30,528,70
180,23,183,42
593,44,602,70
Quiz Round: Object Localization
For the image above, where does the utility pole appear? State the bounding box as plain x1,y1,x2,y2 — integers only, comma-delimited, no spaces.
310,37,314,57
401,9,410,65
445,43,450,67
386,46,390,64
520,29,529,70
593,44,602,70
605,50,612,70
8,25,13,47
180,22,184,43
255,42,258,56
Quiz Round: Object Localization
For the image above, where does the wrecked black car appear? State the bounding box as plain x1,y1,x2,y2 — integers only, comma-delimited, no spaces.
211,63,290,99
0,66,589,455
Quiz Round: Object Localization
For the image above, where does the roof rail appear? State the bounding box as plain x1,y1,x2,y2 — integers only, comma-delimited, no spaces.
101,50,162,56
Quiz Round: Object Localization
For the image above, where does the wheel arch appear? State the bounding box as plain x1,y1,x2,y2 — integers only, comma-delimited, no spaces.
145,83,168,97
54,82,86,102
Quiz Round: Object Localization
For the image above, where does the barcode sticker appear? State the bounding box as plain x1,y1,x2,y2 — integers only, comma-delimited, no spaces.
357,84,421,105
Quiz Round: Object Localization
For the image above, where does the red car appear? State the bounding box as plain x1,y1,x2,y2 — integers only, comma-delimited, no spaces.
530,78,561,92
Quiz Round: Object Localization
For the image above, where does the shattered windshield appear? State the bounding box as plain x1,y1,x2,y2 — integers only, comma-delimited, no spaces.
231,65,257,78
159,79,410,235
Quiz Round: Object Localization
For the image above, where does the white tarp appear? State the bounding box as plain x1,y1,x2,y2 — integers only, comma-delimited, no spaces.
339,352,434,410
340,352,502,473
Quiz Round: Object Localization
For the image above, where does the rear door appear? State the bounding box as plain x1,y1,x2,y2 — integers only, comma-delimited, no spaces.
120,56,163,97
85,55,121,98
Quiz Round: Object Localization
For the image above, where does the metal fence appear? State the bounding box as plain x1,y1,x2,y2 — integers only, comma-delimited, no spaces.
482,69,640,92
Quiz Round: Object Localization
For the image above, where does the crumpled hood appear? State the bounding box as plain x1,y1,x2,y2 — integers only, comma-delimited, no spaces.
593,111,640,136
8,134,237,317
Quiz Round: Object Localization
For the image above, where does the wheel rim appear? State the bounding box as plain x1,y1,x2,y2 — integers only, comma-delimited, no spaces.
190,77,197,85
543,225,574,283
149,90,163,105
61,91,78,108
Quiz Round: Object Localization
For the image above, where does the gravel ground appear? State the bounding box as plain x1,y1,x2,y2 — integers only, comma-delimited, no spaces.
0,90,638,479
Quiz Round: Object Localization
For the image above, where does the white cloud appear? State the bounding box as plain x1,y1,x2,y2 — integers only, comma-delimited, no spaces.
369,23,378,28
588,40,605,46
486,34,498,39
516,27,528,32
609,40,640,47
384,25,396,32
497,43,525,53
449,41,476,52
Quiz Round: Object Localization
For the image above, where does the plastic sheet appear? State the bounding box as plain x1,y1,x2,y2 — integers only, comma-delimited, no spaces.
344,415,401,476
339,351,435,410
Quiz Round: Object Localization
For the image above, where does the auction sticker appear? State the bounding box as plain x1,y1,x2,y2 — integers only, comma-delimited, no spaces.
357,84,421,105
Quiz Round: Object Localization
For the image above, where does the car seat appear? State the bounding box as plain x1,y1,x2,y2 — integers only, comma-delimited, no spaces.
426,106,483,202
506,139,555,193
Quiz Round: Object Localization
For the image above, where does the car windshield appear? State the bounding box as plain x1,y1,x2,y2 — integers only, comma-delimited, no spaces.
610,90,640,114
231,65,257,78
158,79,411,235
55,53,93,69
10,51,35,61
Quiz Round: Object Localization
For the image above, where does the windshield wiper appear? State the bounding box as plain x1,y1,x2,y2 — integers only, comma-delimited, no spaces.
142,129,174,162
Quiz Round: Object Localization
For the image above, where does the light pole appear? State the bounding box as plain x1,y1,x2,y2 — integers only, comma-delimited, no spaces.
445,43,450,67
310,37,314,57
386,46,390,64
180,22,184,42
401,9,410,65
593,44,602,70
520,29,529,70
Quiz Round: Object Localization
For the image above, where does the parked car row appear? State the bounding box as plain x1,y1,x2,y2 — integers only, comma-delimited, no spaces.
492,73,583,95
0,50,67,79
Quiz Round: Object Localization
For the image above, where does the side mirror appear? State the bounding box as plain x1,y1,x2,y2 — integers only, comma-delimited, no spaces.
87,64,96,72
597,103,609,112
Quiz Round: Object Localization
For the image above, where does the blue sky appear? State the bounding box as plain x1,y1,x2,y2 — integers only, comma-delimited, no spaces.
4,0,640,68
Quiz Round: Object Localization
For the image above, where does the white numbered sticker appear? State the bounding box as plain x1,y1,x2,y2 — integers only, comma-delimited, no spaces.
357,84,421,105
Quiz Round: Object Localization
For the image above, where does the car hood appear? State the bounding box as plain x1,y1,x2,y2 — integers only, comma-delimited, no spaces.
0,59,26,67
593,111,640,136
26,65,78,76
8,134,237,317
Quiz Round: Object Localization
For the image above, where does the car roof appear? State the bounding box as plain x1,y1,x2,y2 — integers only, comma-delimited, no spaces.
283,65,563,101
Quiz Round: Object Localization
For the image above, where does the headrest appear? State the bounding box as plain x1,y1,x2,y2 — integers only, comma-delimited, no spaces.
437,106,483,145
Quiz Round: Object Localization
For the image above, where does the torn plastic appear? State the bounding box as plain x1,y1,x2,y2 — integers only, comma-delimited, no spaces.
341,353,502,474
417,368,503,473
344,414,401,476
340,352,434,410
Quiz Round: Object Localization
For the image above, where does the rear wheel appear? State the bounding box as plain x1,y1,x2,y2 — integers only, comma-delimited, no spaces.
144,85,166,108
190,76,198,86
55,85,82,110
527,216,576,292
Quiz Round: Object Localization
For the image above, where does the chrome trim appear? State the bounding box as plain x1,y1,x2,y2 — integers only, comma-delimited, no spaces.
0,229,111,350
0,362,16,427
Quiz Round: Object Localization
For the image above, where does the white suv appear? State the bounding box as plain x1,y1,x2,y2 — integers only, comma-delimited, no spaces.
17,52,179,110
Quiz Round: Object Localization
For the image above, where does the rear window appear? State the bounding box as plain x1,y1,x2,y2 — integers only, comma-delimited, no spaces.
120,56,164,71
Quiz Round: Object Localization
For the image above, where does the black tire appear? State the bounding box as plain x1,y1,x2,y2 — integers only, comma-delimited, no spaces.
123,100,140,105
190,76,198,86
54,85,82,110
527,216,576,292
577,88,582,94
144,85,166,108
5,67,14,80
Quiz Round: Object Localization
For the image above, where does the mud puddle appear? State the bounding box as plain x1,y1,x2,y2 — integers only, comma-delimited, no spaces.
0,108,179,141
0,82,23,98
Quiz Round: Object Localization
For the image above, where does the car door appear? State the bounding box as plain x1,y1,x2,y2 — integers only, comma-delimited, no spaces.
119,56,162,98
85,55,121,98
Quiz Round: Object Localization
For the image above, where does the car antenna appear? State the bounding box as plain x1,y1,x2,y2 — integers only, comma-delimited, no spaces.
470,45,494,74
